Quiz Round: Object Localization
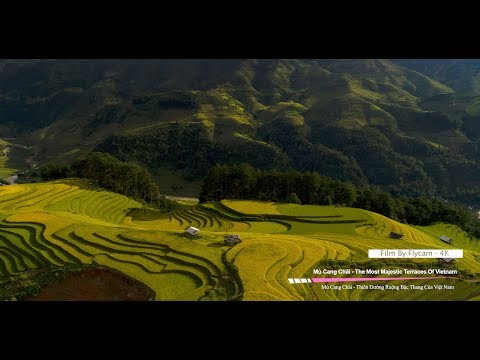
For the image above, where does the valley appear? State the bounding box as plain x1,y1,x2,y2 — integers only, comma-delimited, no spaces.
2,59,480,301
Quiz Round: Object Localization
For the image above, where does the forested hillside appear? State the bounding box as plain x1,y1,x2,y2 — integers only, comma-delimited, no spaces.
2,59,480,205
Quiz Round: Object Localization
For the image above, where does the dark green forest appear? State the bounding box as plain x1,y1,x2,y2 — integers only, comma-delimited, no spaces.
95,123,289,178
96,120,480,203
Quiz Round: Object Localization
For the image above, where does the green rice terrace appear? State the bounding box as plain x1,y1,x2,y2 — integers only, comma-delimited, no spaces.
1,180,480,300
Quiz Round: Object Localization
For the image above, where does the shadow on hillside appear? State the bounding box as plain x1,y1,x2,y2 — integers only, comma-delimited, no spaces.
126,208,170,221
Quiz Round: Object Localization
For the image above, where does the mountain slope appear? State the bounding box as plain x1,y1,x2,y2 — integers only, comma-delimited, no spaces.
393,59,480,96
2,59,480,205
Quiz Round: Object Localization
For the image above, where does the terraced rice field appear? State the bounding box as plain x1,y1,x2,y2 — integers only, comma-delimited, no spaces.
1,181,480,300
417,223,480,251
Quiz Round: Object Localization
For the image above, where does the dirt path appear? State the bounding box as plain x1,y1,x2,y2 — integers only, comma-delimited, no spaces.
165,195,199,202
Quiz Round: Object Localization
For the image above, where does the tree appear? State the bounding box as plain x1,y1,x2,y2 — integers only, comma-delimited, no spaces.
300,172,320,204
372,190,396,219
69,152,177,212
286,193,302,205
333,182,357,207
40,163,73,181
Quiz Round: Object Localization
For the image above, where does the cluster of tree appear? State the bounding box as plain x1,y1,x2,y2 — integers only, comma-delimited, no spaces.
98,122,369,185
96,122,288,177
40,152,181,212
40,163,72,181
199,164,356,205
199,164,480,238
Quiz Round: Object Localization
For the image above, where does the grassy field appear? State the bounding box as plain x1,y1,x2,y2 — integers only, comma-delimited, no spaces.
222,200,365,219
0,182,479,300
221,200,281,215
